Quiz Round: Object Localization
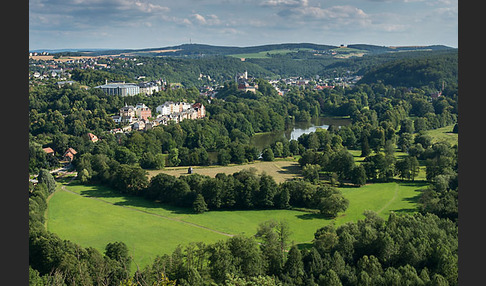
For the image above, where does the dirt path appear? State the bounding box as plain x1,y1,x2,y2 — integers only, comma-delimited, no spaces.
59,184,234,238
376,183,399,214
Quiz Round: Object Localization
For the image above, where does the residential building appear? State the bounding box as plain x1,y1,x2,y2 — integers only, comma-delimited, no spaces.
138,81,161,95
134,103,152,120
87,133,99,143
156,102,172,115
192,103,206,118
120,105,136,118
132,120,146,131
63,148,77,162
42,147,55,156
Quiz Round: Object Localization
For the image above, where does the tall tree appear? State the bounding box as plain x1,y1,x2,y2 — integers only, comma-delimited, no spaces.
37,169,56,194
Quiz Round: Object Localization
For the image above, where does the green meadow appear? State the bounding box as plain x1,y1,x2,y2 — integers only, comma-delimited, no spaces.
47,179,427,270
228,48,313,59
422,124,458,145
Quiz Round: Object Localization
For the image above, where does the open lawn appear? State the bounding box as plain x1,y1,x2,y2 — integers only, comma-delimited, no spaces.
147,160,302,184
47,178,427,271
422,124,458,146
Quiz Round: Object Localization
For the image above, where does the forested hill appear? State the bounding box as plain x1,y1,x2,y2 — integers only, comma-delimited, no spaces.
358,50,458,90
51,43,454,58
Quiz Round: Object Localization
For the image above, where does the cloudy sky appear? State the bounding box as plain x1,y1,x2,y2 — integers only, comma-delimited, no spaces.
29,0,458,50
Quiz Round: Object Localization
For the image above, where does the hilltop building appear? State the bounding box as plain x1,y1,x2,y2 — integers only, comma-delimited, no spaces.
235,71,258,93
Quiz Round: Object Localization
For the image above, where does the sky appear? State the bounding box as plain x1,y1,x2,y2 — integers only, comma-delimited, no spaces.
29,0,458,51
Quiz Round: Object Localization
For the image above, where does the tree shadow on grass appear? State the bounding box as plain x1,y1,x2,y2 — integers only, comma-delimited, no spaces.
72,182,194,215
296,213,331,221
113,200,194,215
277,164,301,176
296,242,314,250
396,180,428,188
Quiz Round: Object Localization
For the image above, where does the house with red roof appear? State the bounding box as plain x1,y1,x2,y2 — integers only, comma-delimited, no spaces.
87,133,99,143
63,148,77,162
42,147,55,156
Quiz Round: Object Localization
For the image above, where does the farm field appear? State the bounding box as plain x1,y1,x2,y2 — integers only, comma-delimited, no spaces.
147,160,302,183
46,179,427,271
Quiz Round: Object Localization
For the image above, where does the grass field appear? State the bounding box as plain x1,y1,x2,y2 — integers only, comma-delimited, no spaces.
47,178,427,271
147,160,302,184
422,124,458,146
228,48,313,59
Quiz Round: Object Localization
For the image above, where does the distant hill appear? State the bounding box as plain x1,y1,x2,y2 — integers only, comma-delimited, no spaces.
48,43,454,58
358,50,458,89
346,44,452,54
82,43,337,57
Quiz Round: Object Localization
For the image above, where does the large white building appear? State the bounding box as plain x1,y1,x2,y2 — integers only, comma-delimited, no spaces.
94,81,140,96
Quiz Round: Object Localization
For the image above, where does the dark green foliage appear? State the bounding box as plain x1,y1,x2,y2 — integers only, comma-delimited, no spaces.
350,165,367,186
302,164,320,183
359,51,457,90
193,194,208,214
111,164,148,195
283,245,305,283
262,147,275,161
37,169,56,194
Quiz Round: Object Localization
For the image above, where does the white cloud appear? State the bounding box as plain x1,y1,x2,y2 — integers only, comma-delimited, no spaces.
276,4,372,28
191,13,222,26
30,0,170,30
261,0,308,7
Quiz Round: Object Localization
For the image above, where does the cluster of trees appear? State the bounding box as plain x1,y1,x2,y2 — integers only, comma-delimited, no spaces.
75,154,349,217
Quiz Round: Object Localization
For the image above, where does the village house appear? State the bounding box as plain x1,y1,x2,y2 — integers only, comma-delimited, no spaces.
431,91,442,100
42,147,55,156
132,120,146,131
87,133,99,143
134,103,152,120
63,148,77,162
120,105,136,118
192,102,206,118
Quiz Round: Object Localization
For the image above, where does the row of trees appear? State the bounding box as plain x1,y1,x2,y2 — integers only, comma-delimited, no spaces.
76,150,349,217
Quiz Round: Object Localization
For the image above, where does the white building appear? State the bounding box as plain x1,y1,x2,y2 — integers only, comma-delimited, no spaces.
94,81,140,96
138,81,161,95
156,102,173,115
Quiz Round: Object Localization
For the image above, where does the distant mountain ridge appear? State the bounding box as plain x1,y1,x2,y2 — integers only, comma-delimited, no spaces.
32,43,454,57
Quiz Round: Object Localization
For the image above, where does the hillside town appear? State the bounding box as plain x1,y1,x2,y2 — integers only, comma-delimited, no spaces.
110,101,206,134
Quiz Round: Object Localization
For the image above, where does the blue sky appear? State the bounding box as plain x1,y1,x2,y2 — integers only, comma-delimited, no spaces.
29,0,458,50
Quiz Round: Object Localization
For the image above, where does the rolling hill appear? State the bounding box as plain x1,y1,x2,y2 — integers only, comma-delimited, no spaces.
47,43,454,58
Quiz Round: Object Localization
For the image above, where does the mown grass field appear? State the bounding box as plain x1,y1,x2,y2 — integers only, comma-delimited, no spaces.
147,160,302,183
47,178,427,271
422,124,458,146
228,48,313,59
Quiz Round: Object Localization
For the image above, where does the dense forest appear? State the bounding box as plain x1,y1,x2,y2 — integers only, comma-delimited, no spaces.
29,50,458,285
